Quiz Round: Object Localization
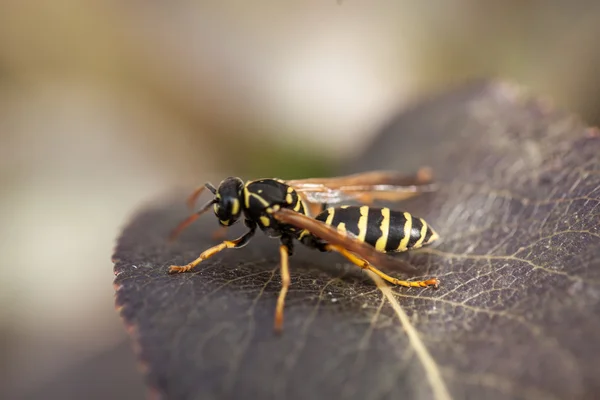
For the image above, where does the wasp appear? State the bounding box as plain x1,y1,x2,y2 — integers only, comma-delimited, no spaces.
168,168,440,333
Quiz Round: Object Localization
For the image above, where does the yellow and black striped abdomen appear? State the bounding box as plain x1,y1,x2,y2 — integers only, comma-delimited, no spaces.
315,206,438,253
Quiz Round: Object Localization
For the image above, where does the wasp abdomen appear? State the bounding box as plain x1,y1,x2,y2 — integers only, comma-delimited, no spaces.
315,206,438,253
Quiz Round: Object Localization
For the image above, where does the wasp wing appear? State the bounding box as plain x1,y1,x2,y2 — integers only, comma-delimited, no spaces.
272,208,417,275
287,168,436,205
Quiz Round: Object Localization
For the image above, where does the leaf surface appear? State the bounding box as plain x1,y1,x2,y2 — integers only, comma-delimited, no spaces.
114,81,600,400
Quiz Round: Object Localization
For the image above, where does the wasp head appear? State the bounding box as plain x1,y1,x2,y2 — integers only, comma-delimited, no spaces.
211,177,244,226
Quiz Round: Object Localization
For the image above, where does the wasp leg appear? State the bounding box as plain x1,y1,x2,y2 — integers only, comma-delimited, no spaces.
169,221,256,274
324,244,439,288
211,226,228,241
274,237,293,334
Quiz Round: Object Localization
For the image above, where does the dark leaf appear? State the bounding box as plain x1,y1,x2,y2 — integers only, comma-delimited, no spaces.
114,81,600,400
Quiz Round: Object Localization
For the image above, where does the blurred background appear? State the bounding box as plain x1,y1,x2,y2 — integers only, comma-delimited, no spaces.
1,2,600,399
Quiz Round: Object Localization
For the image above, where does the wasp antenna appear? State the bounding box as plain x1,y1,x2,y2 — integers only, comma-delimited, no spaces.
170,199,216,241
205,183,217,194
186,183,215,210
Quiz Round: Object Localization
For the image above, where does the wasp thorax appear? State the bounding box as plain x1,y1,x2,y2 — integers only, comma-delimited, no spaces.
213,177,244,226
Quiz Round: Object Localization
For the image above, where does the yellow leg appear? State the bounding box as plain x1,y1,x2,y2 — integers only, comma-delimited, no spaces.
274,244,291,334
169,239,242,274
325,244,439,288
211,226,228,241
169,225,256,274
